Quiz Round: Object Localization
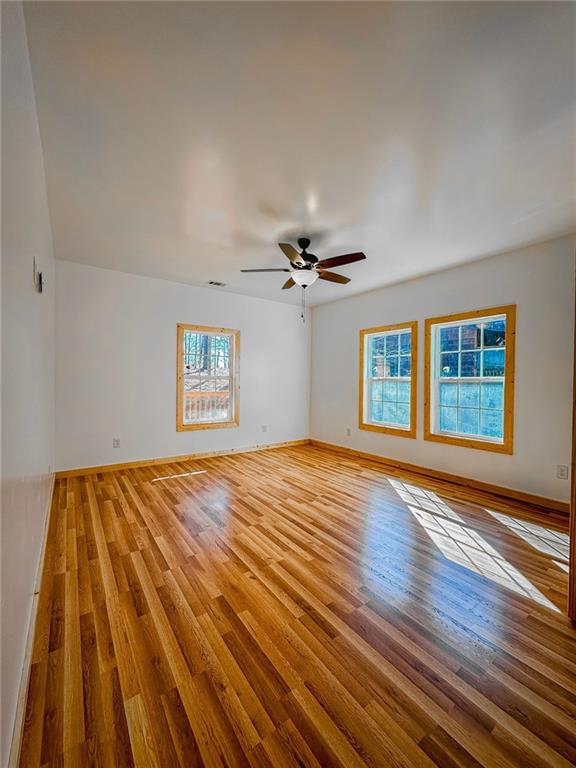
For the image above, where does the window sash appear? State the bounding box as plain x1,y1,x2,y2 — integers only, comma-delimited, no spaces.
366,375,412,429
363,327,413,431
183,332,235,423
432,314,506,444
177,324,239,430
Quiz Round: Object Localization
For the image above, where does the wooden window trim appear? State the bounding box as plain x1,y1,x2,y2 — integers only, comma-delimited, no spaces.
568,271,575,621
176,323,240,432
359,321,418,439
424,305,516,454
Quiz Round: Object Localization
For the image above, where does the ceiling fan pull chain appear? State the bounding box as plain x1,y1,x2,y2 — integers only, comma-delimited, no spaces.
301,286,306,323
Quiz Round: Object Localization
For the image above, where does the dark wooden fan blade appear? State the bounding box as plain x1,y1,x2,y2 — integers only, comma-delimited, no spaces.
240,268,290,273
316,252,366,270
278,243,305,266
282,277,295,290
318,270,351,285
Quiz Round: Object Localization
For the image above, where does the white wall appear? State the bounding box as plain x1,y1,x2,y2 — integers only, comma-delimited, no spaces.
1,4,55,765
311,236,575,502
56,261,310,471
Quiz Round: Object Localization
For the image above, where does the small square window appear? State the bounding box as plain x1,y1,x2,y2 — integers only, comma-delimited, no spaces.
440,326,459,352
481,381,504,410
439,406,458,432
382,401,397,423
461,324,481,350
397,403,410,426
370,400,383,422
439,382,458,406
399,356,411,377
440,353,459,377
459,383,480,408
458,408,479,435
371,380,383,401
480,409,503,439
483,320,506,348
386,357,399,377
385,334,399,356
482,349,505,377
382,381,397,402
398,382,411,403
461,351,481,377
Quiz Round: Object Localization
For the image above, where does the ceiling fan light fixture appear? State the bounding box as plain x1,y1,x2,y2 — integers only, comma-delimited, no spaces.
291,269,319,287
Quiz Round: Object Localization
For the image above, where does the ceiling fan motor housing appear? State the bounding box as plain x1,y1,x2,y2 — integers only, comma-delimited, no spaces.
296,237,318,267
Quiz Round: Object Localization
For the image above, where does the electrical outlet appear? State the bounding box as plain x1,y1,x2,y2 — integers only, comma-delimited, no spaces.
261,425,268,433
112,438,121,449
346,428,351,437
556,464,569,480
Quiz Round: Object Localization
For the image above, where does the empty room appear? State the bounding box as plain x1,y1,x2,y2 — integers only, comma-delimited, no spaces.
2,1,576,766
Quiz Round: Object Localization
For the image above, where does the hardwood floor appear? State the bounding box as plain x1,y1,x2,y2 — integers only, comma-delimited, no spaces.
18,444,575,767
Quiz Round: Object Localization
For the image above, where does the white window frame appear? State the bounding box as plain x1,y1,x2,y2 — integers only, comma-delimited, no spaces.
425,306,515,454
359,321,417,438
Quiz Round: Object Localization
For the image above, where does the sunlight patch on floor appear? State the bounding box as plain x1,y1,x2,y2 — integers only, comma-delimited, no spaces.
388,479,560,612
486,509,569,562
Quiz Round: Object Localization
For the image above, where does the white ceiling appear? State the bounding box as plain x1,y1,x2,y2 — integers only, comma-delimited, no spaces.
24,2,576,305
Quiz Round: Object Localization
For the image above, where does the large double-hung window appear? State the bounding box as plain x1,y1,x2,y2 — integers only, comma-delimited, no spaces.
425,306,515,453
359,322,417,438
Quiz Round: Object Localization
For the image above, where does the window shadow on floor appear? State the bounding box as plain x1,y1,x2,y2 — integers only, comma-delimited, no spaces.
388,477,567,613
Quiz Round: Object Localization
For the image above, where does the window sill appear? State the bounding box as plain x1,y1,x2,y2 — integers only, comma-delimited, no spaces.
424,430,513,454
359,422,416,439
177,419,239,432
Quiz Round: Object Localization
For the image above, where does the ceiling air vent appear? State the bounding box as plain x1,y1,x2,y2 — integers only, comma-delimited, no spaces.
207,280,227,287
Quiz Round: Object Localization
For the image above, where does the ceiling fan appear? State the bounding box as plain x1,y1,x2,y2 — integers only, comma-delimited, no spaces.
240,237,366,290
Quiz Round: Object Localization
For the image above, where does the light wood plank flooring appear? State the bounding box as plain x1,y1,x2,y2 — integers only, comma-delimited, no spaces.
18,444,575,767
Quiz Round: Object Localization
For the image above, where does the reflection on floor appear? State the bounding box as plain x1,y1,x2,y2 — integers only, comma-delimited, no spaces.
151,469,208,483
389,479,561,611
17,444,575,768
